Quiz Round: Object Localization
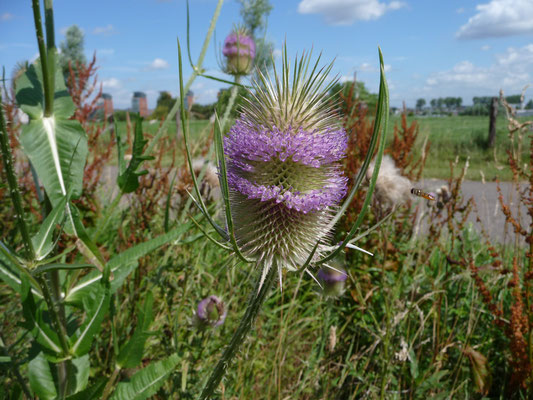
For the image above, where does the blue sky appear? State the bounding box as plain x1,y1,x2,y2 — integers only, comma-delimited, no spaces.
1,0,533,109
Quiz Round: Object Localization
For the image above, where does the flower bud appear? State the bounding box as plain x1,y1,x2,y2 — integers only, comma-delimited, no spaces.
223,28,255,76
317,264,348,297
195,295,226,327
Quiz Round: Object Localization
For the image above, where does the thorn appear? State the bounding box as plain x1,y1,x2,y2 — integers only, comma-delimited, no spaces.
345,243,374,256
305,268,322,289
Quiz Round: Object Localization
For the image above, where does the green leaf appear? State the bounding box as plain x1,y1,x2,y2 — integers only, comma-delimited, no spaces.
28,352,57,400
117,114,155,193
110,354,179,400
66,355,90,395
15,59,87,208
0,246,22,294
33,263,95,275
31,195,67,261
117,292,154,369
21,289,62,355
65,220,192,304
65,378,107,400
69,280,110,357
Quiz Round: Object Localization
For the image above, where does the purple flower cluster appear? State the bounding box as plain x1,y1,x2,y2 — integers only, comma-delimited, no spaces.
224,120,347,168
225,120,348,214
196,295,226,327
222,32,256,58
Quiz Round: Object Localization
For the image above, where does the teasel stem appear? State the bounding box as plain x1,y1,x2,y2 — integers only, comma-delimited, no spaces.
219,76,241,132
0,92,35,260
199,261,276,400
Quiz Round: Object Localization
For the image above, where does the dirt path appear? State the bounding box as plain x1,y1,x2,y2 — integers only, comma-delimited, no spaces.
419,179,529,245
99,166,529,245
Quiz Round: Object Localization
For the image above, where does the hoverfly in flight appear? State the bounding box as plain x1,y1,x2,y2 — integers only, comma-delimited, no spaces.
411,188,436,201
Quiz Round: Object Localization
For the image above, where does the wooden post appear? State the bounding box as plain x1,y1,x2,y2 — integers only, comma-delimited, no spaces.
488,96,498,148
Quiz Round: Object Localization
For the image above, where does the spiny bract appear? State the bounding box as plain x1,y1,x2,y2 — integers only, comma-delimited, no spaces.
224,49,348,282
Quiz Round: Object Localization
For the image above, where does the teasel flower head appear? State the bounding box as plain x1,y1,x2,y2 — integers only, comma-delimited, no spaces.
222,27,256,76
223,48,348,287
195,295,227,328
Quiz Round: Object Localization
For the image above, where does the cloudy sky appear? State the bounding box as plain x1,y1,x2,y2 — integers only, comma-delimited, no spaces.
1,0,532,109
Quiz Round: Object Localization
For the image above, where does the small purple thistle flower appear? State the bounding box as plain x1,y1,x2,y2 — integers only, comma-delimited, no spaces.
222,28,255,76
196,295,227,327
222,50,349,279
317,266,348,297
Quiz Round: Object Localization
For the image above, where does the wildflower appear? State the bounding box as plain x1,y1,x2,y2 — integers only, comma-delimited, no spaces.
317,259,348,297
195,295,226,327
222,27,255,76
223,50,348,284
366,155,410,208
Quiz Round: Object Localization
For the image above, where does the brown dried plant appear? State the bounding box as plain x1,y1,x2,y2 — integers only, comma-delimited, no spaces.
452,89,532,393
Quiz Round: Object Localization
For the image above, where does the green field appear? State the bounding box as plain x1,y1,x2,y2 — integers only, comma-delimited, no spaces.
118,114,530,182
394,114,531,181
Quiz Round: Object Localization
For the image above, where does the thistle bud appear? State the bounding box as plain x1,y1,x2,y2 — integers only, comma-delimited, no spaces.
222,28,255,76
195,295,226,327
317,264,348,297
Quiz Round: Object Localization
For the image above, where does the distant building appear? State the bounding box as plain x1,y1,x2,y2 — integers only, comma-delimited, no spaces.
132,91,148,117
185,90,194,110
101,93,113,119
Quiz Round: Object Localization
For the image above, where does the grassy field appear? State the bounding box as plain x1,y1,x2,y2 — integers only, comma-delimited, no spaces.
119,113,531,182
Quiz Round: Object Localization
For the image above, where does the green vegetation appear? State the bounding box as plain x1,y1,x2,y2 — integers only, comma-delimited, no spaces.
388,114,531,181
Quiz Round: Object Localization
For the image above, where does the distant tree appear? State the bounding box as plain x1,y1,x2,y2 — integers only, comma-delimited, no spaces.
59,25,86,77
456,97,463,108
525,99,533,110
415,98,426,111
329,81,378,115
216,86,250,121
430,99,437,109
505,94,522,104
151,91,174,120
237,0,274,80
436,98,444,110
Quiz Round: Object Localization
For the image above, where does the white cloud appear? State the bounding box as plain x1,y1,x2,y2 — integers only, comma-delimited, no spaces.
93,24,115,35
456,0,533,39
272,48,282,59
1,13,14,21
102,78,121,89
148,58,170,70
297,0,405,25
456,7,465,14
98,48,115,56
358,62,391,72
481,44,491,51
425,43,533,98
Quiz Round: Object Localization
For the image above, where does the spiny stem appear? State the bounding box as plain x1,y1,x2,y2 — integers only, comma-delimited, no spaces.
199,263,276,399
0,92,35,260
31,0,53,117
146,0,224,157
95,0,225,240
219,76,241,132
43,0,56,118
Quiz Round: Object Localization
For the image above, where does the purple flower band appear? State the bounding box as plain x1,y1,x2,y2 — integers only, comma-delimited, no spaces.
224,120,348,168
317,268,347,283
227,171,347,213
222,33,256,58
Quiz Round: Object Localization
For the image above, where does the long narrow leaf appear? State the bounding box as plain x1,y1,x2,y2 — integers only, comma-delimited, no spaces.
177,40,229,241
65,220,192,303
213,113,253,263
110,354,180,400
318,48,389,264
69,280,110,357
31,195,67,260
